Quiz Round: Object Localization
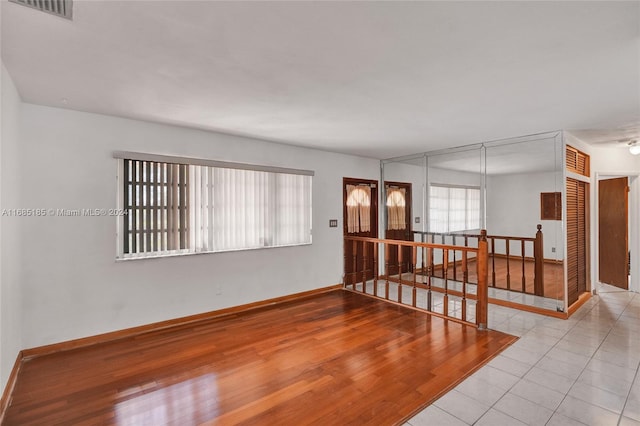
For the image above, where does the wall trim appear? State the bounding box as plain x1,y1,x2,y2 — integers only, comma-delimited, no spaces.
488,298,567,319
568,291,592,317
0,351,24,424
22,284,342,360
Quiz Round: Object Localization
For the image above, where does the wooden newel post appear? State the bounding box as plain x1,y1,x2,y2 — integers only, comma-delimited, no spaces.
534,224,544,297
476,229,489,330
343,237,348,286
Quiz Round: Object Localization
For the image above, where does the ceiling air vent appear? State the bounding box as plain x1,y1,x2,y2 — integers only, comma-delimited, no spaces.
9,0,72,20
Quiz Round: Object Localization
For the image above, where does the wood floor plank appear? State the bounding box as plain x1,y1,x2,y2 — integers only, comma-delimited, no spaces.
3,290,516,425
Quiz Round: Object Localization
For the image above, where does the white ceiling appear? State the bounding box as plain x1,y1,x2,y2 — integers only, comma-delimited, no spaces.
1,1,639,159
387,132,561,175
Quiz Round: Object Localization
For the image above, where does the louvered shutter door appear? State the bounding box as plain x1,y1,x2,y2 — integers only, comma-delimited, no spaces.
577,181,587,294
566,176,588,305
567,178,579,304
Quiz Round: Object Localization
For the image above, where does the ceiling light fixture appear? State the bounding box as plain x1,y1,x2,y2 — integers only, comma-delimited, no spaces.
629,141,640,155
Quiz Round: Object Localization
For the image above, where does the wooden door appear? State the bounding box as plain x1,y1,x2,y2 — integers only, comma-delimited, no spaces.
567,177,589,304
385,182,412,275
343,178,378,285
599,177,629,289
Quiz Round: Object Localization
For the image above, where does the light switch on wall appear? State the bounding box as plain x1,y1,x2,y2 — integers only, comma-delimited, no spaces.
329,219,338,228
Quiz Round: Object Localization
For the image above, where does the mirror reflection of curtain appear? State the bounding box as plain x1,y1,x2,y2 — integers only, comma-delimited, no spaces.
386,188,406,230
346,184,371,233
449,187,466,232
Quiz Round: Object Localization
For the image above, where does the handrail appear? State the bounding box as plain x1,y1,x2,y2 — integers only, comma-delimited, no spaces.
343,230,489,329
412,225,545,297
347,235,473,251
413,230,535,242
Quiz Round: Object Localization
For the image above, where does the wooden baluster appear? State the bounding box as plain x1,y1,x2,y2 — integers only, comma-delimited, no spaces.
506,238,511,290
464,234,469,285
352,240,358,290
441,235,445,279
476,230,489,329
452,235,457,281
343,237,348,287
397,244,403,303
422,239,427,282
443,248,449,317
429,234,435,277
426,247,432,311
491,237,496,287
521,239,526,293
373,242,378,297
534,224,544,297
385,244,390,300
462,250,468,322
412,246,417,307
441,242,445,281
363,240,368,293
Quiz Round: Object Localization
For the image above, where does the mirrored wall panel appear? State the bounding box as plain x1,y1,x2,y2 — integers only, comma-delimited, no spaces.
381,131,564,314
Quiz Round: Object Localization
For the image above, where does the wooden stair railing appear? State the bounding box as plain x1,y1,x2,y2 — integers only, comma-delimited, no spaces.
343,231,489,329
413,225,545,297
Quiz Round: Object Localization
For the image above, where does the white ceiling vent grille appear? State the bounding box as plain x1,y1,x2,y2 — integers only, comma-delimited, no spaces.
9,0,72,20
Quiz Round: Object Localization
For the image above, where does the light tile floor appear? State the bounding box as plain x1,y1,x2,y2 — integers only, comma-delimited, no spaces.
406,283,640,426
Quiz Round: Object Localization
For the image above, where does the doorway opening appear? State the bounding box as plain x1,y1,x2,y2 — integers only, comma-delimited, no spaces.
597,175,633,293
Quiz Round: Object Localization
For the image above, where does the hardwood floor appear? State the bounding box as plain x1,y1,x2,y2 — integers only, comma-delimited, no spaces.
3,290,516,425
434,257,565,299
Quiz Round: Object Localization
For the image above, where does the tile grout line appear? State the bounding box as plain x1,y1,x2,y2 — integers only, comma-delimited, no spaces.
465,310,578,425
546,291,633,426
410,287,637,426
617,292,640,426
485,295,598,425
498,303,592,425
437,293,610,425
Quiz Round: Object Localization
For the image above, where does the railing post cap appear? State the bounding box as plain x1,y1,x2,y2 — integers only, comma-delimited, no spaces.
537,224,542,231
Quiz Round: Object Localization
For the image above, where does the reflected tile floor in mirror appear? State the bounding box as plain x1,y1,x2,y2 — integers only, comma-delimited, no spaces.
417,272,563,311
354,276,562,321
404,283,640,426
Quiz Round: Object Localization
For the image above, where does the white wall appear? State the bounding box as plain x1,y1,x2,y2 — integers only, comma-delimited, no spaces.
428,166,481,189
487,171,564,259
1,64,23,387
17,103,379,349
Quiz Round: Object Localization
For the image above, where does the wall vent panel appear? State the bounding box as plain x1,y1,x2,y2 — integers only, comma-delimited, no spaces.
9,0,72,20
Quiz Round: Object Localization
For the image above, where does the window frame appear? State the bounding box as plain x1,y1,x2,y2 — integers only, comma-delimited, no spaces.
115,152,313,260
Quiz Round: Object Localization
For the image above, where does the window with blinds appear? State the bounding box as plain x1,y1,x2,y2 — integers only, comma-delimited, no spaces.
429,184,480,233
117,154,313,259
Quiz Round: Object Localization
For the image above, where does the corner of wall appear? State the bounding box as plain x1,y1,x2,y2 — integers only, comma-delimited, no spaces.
0,61,24,391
